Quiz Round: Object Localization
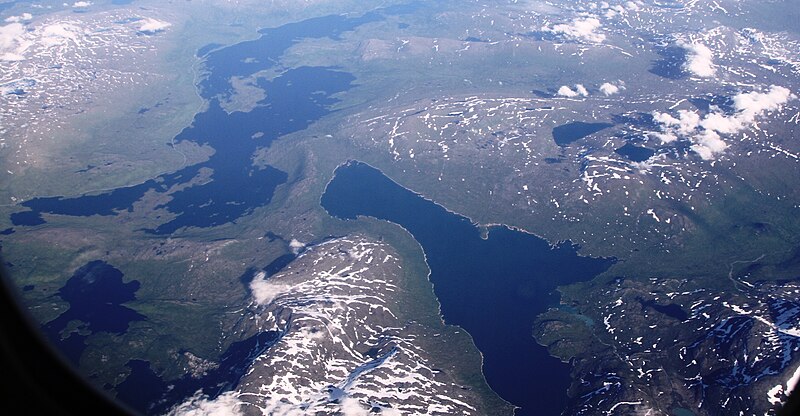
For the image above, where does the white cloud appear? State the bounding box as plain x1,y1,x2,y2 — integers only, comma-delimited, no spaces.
0,23,26,61
557,84,589,98
680,41,716,77
138,18,171,34
599,82,619,96
625,1,641,11
651,131,677,143
168,391,243,416
544,17,605,43
557,85,578,97
653,109,701,137
289,239,305,254
699,112,742,134
733,85,794,121
340,398,368,416
250,272,291,305
0,19,86,61
599,1,644,19
4,13,33,23
652,85,795,159
40,22,80,47
72,1,92,8
0,23,25,50
690,129,727,160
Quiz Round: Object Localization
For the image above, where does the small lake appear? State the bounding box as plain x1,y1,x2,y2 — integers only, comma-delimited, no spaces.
615,143,655,162
41,261,145,364
552,121,614,146
649,46,688,79
321,161,614,415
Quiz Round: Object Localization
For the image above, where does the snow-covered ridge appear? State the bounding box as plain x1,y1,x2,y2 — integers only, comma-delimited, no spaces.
171,236,482,415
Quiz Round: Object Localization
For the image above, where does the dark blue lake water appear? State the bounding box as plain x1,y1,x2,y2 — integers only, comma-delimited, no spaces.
321,161,615,416
13,12,386,235
552,121,614,146
639,298,688,321
42,261,145,365
10,210,45,226
116,331,281,415
615,143,655,162
650,45,688,79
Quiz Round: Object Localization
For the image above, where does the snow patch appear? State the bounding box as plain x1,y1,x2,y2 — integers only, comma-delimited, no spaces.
138,18,171,34
544,17,605,43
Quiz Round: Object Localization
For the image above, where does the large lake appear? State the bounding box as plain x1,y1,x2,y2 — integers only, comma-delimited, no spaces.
322,161,614,415
13,13,384,234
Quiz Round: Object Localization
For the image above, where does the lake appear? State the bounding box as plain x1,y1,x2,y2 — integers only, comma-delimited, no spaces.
41,261,145,365
321,161,615,415
552,121,614,146
13,13,385,235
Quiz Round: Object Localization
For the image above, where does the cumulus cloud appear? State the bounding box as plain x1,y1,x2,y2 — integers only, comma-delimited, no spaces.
544,17,605,43
0,23,26,61
138,18,171,34
289,239,305,254
653,109,701,136
599,83,619,96
557,85,578,97
250,272,291,305
72,1,92,8
625,1,641,11
340,398,369,416
680,41,716,77
690,129,727,160
699,112,742,134
652,85,795,159
168,391,243,416
0,20,86,61
597,1,643,17
733,85,794,120
557,84,589,98
39,23,80,47
4,13,33,23
599,81,624,96
0,23,25,49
